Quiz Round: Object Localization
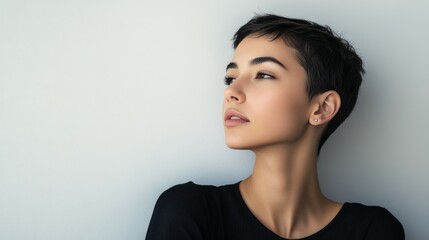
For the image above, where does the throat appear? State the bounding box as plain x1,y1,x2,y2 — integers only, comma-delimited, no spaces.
238,148,340,239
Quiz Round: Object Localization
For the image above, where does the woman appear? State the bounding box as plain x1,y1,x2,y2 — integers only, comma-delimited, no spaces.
146,14,404,240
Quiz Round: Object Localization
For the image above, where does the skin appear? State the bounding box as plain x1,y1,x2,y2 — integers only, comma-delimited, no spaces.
223,35,343,239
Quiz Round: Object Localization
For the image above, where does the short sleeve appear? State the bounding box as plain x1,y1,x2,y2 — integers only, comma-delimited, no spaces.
145,182,212,240
365,207,405,240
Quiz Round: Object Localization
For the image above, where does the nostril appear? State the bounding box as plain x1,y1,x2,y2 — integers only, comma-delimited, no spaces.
230,96,239,101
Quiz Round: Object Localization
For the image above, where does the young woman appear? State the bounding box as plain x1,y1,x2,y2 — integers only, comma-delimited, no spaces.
145,14,404,240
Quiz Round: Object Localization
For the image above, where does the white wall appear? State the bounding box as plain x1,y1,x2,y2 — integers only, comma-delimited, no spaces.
1,0,427,239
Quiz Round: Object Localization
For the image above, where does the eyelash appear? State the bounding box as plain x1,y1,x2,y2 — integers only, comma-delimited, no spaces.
224,72,275,85
224,77,235,85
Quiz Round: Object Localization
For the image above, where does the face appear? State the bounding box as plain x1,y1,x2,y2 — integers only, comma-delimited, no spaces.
223,36,311,149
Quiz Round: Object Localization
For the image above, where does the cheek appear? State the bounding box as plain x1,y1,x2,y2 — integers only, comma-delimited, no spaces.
253,89,309,140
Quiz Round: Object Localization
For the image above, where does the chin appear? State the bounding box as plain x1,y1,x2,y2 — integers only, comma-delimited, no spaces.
226,144,249,150
225,138,252,149
225,136,269,150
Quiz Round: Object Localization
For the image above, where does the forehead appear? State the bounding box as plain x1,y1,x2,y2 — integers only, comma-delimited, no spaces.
232,36,300,64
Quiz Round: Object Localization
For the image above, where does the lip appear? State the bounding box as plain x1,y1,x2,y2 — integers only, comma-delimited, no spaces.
224,108,250,127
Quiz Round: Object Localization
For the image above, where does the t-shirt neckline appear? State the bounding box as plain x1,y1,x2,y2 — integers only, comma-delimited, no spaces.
232,181,348,240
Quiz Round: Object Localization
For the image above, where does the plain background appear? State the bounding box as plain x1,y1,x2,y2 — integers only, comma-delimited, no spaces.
1,0,428,239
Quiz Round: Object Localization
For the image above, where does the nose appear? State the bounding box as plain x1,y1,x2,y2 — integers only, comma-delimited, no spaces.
224,80,245,103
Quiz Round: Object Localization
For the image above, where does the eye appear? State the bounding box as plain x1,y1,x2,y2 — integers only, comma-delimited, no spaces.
224,76,236,85
256,72,274,79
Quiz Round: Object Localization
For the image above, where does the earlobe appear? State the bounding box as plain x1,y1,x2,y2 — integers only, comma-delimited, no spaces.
309,91,341,126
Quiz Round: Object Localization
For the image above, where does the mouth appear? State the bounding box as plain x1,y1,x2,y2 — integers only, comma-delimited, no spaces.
224,109,250,127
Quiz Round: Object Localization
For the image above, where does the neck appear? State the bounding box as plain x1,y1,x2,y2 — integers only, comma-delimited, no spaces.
239,138,340,238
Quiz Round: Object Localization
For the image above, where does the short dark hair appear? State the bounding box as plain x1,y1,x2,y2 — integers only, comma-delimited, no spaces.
233,14,365,152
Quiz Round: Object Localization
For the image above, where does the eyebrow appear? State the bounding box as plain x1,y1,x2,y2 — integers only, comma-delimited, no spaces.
226,62,238,70
226,56,287,71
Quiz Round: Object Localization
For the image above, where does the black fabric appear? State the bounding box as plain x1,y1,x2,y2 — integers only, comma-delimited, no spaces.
146,182,404,240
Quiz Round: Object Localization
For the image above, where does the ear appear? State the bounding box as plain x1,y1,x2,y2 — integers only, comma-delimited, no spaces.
309,91,341,126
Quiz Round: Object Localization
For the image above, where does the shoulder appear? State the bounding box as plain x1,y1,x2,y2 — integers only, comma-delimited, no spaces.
146,182,224,240
153,181,213,219
158,181,204,204
345,202,405,239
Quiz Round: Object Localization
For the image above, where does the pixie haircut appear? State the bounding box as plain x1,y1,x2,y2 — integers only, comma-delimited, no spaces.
233,14,364,152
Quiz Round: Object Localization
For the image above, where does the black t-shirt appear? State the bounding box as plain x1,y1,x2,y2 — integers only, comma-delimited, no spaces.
146,182,404,240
